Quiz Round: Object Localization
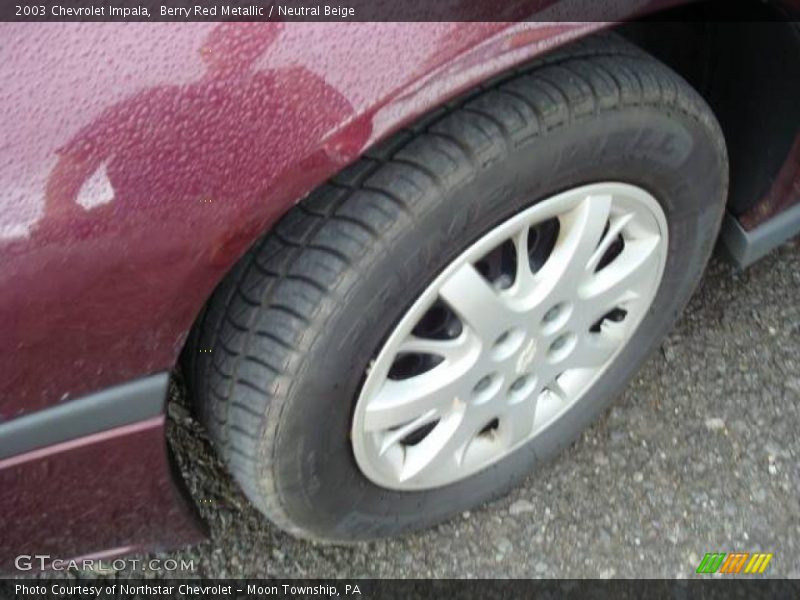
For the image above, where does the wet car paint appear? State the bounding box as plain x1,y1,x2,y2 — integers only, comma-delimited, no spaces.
0,21,618,568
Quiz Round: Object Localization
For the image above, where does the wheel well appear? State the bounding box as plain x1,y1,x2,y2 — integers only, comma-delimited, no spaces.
616,1,800,217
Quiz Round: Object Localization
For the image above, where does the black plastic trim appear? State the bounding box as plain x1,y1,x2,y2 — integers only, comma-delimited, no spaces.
0,372,168,460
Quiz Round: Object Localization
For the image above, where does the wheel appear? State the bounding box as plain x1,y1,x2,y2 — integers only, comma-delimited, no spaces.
190,34,727,541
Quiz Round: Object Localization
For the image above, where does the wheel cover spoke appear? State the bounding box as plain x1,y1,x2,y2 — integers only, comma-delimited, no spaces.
351,183,668,490
439,263,516,339
498,397,538,447
363,366,468,432
583,238,659,303
539,194,613,294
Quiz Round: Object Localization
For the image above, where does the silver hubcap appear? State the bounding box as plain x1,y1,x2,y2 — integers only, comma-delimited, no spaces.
351,183,668,490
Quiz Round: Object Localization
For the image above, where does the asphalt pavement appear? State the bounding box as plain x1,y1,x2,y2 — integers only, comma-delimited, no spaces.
158,241,799,579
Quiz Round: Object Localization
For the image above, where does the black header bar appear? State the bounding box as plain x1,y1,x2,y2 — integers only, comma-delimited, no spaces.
3,0,798,22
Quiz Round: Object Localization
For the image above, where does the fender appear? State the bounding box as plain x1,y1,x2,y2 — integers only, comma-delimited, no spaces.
0,21,611,416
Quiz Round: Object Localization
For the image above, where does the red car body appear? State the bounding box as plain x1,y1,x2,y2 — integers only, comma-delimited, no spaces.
1,9,798,569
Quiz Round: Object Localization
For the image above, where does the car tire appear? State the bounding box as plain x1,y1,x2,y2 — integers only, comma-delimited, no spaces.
190,34,727,541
